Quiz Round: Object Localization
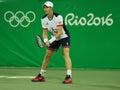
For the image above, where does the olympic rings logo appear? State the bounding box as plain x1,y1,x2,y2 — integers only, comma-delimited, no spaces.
4,11,36,27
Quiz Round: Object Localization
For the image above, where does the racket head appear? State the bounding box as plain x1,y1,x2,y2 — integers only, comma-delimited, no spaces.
36,35,44,48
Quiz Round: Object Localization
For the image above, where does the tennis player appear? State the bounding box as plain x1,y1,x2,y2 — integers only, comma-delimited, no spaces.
32,1,72,84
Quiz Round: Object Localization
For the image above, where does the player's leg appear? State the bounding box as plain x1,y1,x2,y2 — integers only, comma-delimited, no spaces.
32,41,60,82
61,37,72,84
32,49,54,82
41,49,54,70
62,48,72,71
62,47,72,84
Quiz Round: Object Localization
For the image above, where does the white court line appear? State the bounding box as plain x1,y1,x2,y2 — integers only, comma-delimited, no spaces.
0,76,34,78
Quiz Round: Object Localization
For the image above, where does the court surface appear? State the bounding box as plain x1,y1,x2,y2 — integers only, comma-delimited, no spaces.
0,67,120,90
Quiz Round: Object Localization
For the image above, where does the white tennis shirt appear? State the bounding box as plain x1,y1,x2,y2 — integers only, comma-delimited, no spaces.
41,12,70,40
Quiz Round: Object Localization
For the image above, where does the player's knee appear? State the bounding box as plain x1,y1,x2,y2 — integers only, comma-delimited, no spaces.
62,49,69,56
62,51,65,56
62,51,68,57
45,51,53,57
45,53,52,58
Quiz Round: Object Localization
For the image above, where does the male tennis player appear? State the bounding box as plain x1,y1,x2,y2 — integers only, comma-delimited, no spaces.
32,1,72,84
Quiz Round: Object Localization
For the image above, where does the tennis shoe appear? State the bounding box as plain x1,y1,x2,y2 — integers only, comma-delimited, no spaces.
32,74,45,82
62,75,72,84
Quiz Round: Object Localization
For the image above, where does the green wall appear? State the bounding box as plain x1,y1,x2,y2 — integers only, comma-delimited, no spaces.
0,0,120,68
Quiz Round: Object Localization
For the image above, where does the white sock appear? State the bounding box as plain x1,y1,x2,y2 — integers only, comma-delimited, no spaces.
40,69,46,76
67,70,72,77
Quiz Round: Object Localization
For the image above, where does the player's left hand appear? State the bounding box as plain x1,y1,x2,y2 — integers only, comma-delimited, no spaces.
45,42,50,47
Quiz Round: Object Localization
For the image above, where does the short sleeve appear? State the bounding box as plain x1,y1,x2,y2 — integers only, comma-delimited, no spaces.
41,19,47,30
57,15,63,26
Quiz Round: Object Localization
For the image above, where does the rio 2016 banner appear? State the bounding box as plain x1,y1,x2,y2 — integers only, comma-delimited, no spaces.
0,0,120,69
65,13,113,26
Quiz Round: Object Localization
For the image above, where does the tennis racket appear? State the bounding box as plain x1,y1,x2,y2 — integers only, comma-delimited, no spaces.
36,35,44,48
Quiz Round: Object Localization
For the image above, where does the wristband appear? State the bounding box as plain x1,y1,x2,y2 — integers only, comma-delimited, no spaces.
44,38,48,43
49,37,56,44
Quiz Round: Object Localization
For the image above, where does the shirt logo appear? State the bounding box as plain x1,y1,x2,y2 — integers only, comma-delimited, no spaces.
46,23,49,25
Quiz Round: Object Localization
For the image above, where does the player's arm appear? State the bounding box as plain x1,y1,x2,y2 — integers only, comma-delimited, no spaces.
42,29,50,47
41,18,49,44
43,28,48,42
48,26,63,44
54,26,63,39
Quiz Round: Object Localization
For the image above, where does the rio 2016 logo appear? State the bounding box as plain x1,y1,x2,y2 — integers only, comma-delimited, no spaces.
4,11,36,28
65,13,114,26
